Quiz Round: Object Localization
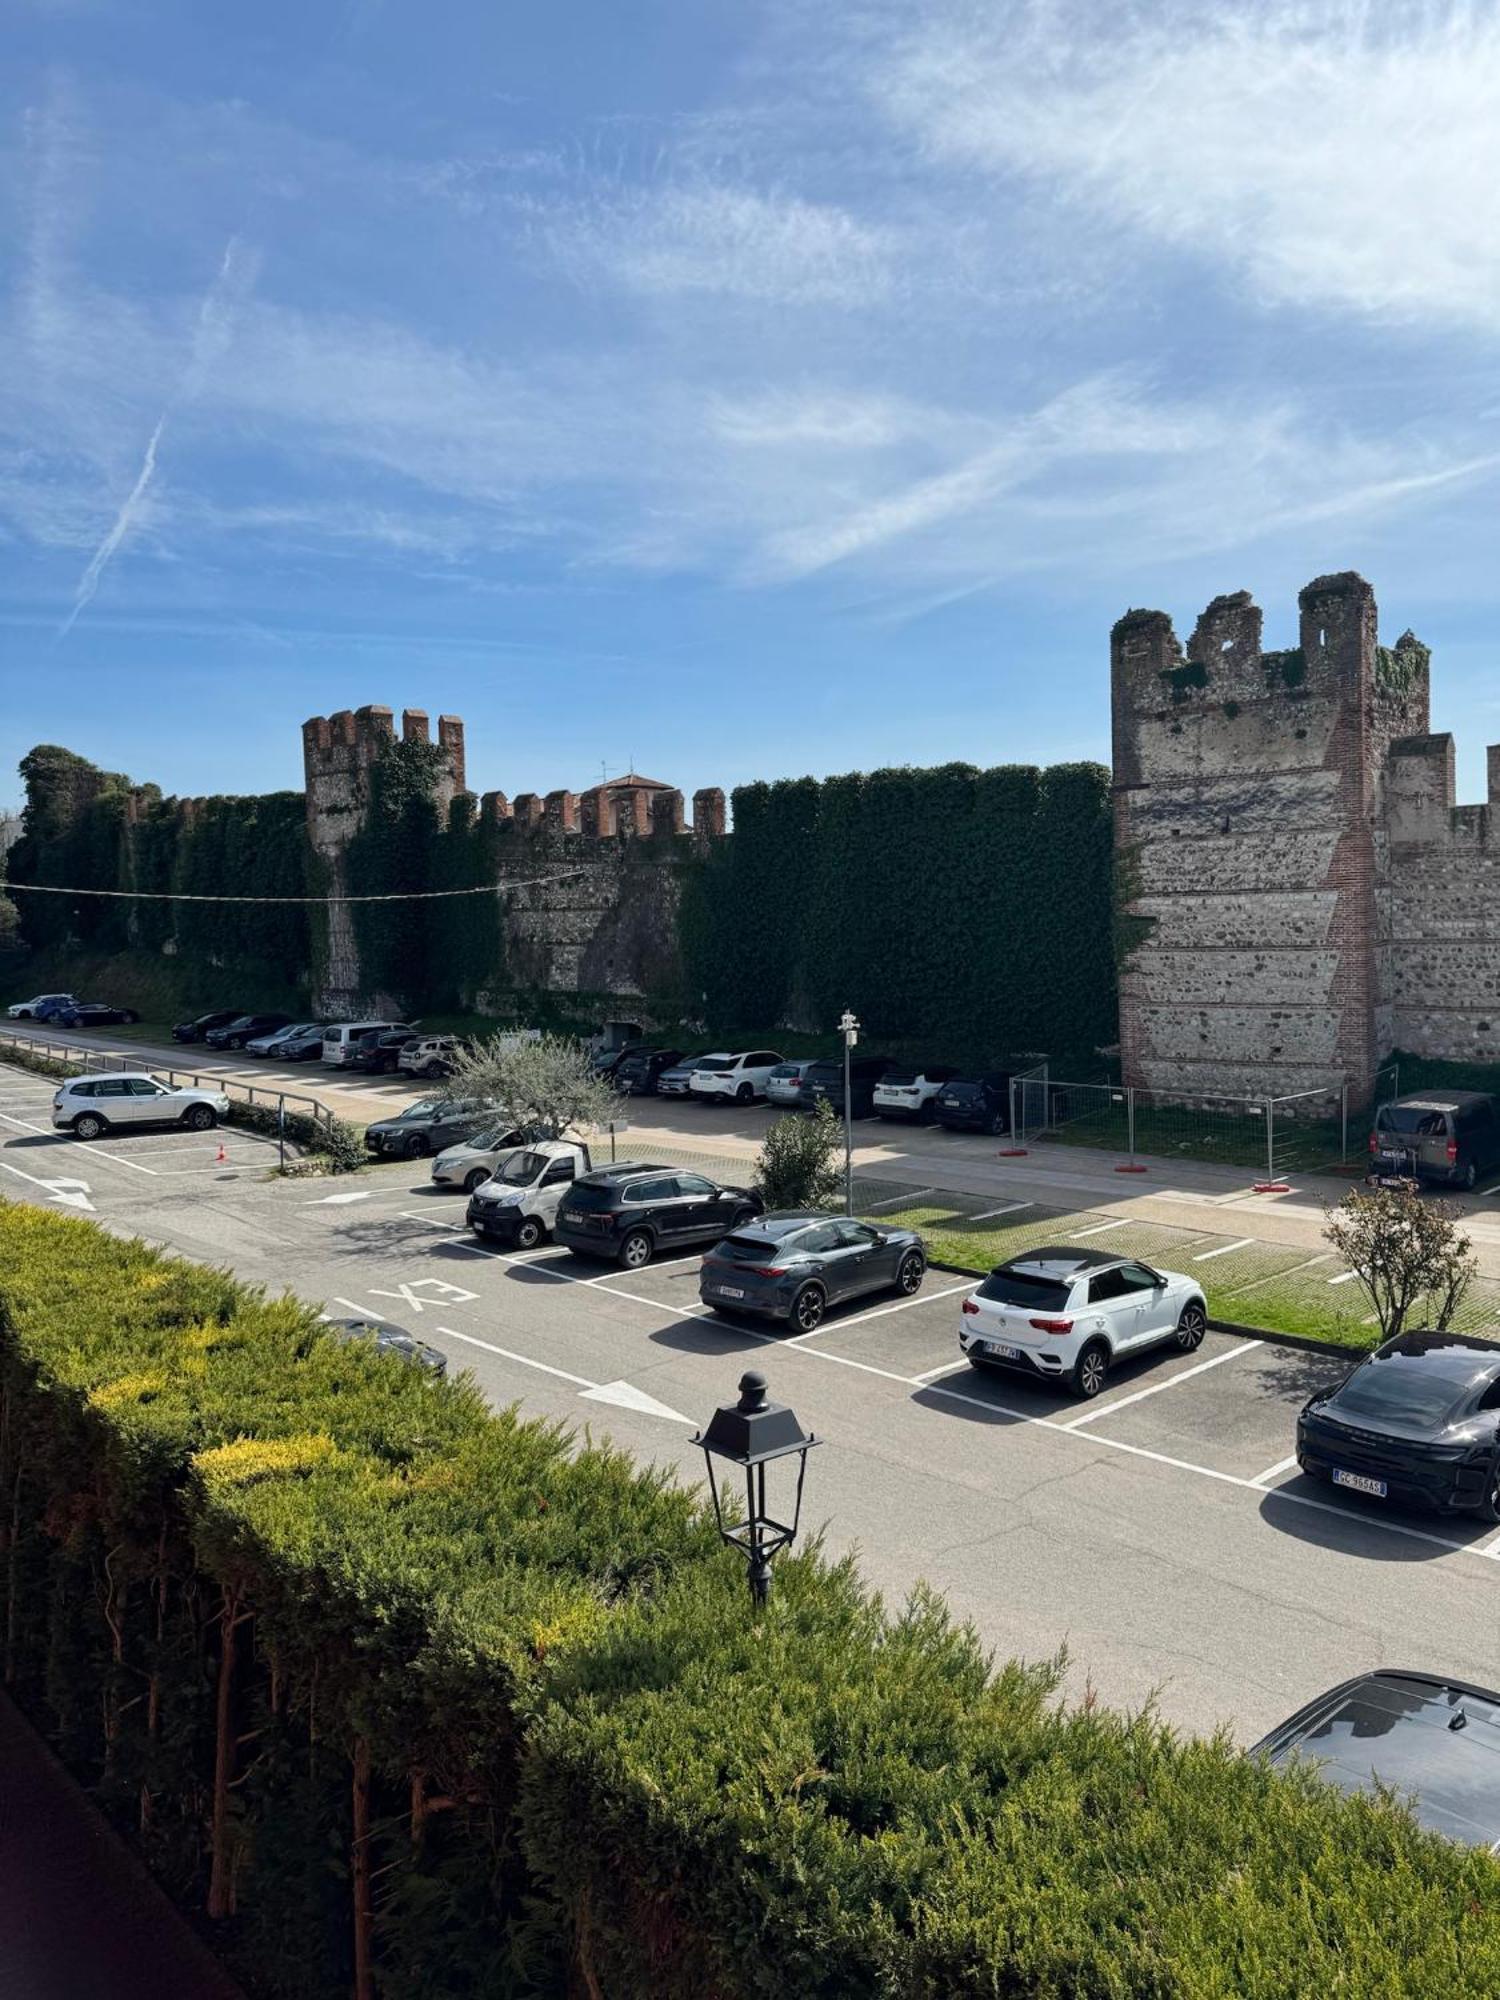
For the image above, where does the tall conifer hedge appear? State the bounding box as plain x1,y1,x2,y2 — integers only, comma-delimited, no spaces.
2,1200,1498,1997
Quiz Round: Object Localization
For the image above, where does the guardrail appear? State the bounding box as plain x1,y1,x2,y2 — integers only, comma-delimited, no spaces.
0,1028,337,1140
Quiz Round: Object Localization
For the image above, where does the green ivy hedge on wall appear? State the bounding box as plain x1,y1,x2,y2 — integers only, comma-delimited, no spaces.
684,761,1116,1064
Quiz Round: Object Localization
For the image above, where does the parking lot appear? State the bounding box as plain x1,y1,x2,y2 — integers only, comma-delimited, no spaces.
7,1056,1500,1739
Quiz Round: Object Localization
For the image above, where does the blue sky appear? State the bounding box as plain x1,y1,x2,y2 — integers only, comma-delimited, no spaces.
6,0,1500,812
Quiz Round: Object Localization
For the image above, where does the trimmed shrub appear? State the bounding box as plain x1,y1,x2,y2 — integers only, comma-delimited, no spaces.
2,1204,1499,1998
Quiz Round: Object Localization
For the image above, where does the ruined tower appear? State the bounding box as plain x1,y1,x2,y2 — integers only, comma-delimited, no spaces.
1111,574,1432,1104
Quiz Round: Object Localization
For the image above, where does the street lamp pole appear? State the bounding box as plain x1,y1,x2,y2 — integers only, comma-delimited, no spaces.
691,1371,821,1607
838,1008,859,1216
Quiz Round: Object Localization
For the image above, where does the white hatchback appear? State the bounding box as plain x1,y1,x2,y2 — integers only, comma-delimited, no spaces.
959,1247,1208,1399
689,1050,784,1105
52,1072,231,1141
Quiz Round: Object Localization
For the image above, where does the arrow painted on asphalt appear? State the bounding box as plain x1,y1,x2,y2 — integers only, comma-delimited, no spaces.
0,1161,96,1211
579,1379,693,1424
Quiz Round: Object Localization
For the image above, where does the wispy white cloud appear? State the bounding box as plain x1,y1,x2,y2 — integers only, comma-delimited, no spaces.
59,236,253,634
866,0,1500,330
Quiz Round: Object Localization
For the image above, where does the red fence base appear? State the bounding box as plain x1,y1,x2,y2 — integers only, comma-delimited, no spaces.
1114,1163,1148,1174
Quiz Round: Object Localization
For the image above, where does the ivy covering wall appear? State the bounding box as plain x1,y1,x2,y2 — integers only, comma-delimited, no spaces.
684,761,1117,1062
4,1203,1500,2000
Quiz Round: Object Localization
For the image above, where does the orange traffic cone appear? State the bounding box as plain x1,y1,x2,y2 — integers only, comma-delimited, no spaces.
215,1141,227,1164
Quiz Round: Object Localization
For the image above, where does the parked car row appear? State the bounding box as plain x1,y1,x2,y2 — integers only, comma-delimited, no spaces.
7,992,140,1027
168,1009,477,1078
606,1041,1017,1130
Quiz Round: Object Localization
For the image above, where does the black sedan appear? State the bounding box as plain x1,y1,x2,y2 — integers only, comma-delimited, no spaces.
1297,1331,1500,1518
172,1010,240,1043
1252,1669,1500,1850
322,1316,447,1376
57,1001,140,1027
699,1211,927,1333
205,1012,293,1050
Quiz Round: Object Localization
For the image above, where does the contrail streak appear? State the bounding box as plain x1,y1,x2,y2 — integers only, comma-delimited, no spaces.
60,236,248,637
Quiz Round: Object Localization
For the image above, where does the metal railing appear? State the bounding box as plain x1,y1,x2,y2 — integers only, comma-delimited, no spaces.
0,1027,337,1139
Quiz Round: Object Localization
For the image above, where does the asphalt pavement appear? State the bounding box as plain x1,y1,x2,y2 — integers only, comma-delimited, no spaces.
5,1059,1500,1743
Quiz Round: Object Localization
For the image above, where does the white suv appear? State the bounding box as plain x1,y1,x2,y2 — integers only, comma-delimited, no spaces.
959,1247,1208,1399
689,1050,784,1105
52,1073,231,1141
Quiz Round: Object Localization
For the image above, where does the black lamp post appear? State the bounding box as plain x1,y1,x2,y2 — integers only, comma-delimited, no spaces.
691,1370,821,1606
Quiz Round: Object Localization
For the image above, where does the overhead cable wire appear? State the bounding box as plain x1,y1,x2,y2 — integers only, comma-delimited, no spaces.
0,872,590,906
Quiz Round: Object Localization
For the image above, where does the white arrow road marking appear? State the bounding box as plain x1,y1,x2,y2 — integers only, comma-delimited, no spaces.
436,1328,691,1424
304,1190,378,1205
0,1160,96,1210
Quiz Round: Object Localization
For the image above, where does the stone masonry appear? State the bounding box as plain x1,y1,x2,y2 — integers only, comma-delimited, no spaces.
301,710,724,1013
1113,571,1500,1104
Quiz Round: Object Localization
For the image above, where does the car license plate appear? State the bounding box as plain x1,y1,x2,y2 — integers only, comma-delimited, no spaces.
716,1285,745,1300
1331,1469,1387,1498
984,1342,1023,1362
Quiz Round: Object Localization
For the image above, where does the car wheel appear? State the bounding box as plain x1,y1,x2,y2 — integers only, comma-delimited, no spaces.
1463,1162,1478,1191
735,1082,754,1104
121,1010,139,1025
987,1110,1006,1136
1070,1340,1109,1400
1175,1302,1207,1351
463,1168,490,1194
405,1135,430,1160
895,1250,925,1295
731,1205,758,1228
425,1061,444,1079
73,1113,106,1141
790,1285,826,1334
619,1229,653,1270
515,1216,544,1251
183,1104,216,1131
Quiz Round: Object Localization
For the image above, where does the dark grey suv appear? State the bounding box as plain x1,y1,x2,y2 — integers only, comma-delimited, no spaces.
554,1163,762,1268
363,1098,493,1160
699,1212,926,1332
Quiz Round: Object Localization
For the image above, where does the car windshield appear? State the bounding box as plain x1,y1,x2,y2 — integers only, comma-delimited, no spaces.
497,1151,546,1186
1330,1350,1483,1427
470,1125,518,1151
977,1268,1072,1312
716,1234,779,1262
1377,1107,1450,1137
394,1100,438,1121
944,1079,981,1095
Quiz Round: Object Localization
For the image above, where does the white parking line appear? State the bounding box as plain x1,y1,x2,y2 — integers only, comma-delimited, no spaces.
1073,1218,1128,1239
969,1201,1032,1222
1327,1271,1359,1286
1252,1454,1300,1487
911,1358,972,1384
1062,1342,1261,1429
583,1250,705,1283
866,1187,935,1211
1191,1238,1255,1262
438,1327,597,1388
331,1296,384,1318
0,1107,160,1175
782,1278,974,1347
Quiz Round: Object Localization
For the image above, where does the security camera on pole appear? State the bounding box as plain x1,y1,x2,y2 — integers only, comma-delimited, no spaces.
838,1008,859,1215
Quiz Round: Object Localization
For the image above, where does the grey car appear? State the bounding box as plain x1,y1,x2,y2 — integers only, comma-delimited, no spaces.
323,1316,447,1376
765,1059,815,1107
699,1211,927,1333
362,1098,493,1160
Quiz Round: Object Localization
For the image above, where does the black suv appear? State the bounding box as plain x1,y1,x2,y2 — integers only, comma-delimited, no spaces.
554,1163,763,1269
934,1073,1013,1135
614,1047,684,1095
204,1012,293,1050
350,1026,419,1074
799,1055,896,1119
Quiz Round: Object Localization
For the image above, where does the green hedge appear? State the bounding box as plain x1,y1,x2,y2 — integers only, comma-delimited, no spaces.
3,1205,1499,1996
684,762,1117,1065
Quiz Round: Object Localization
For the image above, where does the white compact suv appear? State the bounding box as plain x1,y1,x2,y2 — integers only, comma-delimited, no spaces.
689,1050,784,1105
959,1247,1208,1399
52,1073,231,1141
872,1066,961,1122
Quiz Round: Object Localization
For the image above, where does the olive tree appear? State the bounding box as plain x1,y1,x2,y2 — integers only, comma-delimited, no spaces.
1323,1185,1478,1343
754,1099,843,1213
440,1033,623,1140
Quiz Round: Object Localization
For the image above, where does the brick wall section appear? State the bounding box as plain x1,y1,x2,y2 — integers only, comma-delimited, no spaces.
302,715,724,1008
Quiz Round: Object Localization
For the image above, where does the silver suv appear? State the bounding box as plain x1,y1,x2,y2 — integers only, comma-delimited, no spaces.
52,1073,231,1141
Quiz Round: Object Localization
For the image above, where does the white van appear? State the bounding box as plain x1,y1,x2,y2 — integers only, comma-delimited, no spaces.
322,1020,403,1066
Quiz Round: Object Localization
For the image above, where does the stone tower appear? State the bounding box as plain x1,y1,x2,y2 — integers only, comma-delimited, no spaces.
301,706,466,1013
1111,573,1432,1104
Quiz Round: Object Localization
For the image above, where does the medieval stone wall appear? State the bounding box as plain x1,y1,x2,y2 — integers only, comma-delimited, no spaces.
1114,570,1497,1103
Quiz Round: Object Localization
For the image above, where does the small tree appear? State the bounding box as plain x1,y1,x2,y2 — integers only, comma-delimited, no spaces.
754,1100,843,1213
440,1033,623,1140
1324,1185,1478,1342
